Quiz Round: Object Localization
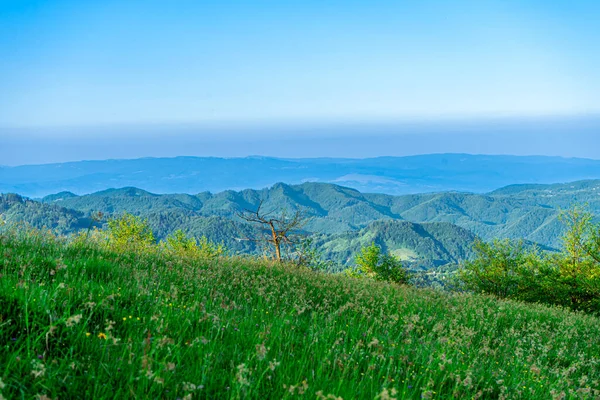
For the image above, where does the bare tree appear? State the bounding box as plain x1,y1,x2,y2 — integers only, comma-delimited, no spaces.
236,201,305,262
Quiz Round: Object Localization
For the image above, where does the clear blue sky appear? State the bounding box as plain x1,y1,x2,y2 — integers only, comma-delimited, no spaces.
1,0,599,164
1,0,599,127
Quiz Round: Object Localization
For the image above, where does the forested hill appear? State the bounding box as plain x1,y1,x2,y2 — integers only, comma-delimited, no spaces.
0,193,94,234
312,220,478,269
0,192,476,268
39,179,600,248
3,179,600,266
3,153,600,197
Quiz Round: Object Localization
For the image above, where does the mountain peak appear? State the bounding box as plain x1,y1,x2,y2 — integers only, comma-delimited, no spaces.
42,191,79,203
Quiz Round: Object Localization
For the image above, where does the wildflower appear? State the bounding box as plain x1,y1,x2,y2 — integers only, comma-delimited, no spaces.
31,360,46,378
256,343,268,360
105,320,115,332
550,390,566,400
182,382,197,392
236,364,251,386
269,360,281,371
65,314,82,327
158,337,174,348
84,302,96,309
316,392,344,400
86,332,91,337
98,332,107,340
421,390,433,399
285,380,309,395
462,375,473,388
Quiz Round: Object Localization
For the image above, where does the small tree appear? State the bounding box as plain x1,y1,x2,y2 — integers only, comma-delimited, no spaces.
456,239,546,300
559,206,600,274
347,242,410,284
554,206,600,311
237,201,305,262
106,213,155,251
162,229,224,259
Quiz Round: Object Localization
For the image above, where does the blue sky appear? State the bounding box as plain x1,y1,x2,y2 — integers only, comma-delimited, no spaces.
0,0,599,163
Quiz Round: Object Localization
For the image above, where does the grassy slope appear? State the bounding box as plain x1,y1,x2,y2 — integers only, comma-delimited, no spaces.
1,232,600,399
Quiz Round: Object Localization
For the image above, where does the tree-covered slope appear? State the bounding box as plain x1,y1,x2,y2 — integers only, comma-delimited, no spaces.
41,179,600,248
3,190,478,269
313,220,477,268
0,193,94,234
7,178,600,265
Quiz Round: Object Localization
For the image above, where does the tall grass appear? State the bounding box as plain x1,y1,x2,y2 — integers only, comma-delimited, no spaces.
1,229,599,399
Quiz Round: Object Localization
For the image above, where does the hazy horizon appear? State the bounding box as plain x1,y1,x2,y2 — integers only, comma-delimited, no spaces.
1,114,600,166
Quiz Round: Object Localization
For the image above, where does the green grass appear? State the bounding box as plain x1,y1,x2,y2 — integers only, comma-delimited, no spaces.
1,230,600,399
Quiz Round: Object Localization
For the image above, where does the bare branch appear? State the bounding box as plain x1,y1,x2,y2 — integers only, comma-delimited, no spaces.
235,202,307,262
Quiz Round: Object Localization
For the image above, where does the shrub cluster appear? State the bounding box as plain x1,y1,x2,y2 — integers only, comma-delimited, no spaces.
346,242,410,285
458,207,600,314
72,212,225,261
95,214,408,284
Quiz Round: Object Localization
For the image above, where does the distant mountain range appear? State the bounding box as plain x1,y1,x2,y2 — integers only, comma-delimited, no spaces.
2,154,600,197
3,179,600,268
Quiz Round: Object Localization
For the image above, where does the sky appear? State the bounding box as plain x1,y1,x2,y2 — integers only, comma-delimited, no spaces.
1,0,600,164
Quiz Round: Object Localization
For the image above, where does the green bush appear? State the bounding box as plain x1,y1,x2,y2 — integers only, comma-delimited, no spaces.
161,229,224,259
458,206,600,313
106,213,155,251
347,242,410,284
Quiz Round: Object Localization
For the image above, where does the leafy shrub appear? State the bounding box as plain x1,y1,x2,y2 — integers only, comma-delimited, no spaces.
457,240,551,299
458,206,600,313
347,242,410,284
106,213,155,251
162,229,224,259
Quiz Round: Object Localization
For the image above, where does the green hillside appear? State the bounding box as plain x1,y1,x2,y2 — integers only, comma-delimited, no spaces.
1,230,599,399
0,193,95,235
6,179,600,269
41,179,600,248
2,192,474,269
313,220,477,269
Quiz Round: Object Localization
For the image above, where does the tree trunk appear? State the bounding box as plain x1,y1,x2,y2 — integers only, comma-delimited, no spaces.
269,222,282,262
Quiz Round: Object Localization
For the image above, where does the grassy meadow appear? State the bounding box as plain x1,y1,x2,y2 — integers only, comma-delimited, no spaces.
1,229,600,399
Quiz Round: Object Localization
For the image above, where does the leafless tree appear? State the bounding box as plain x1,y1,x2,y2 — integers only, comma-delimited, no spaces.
236,201,306,262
